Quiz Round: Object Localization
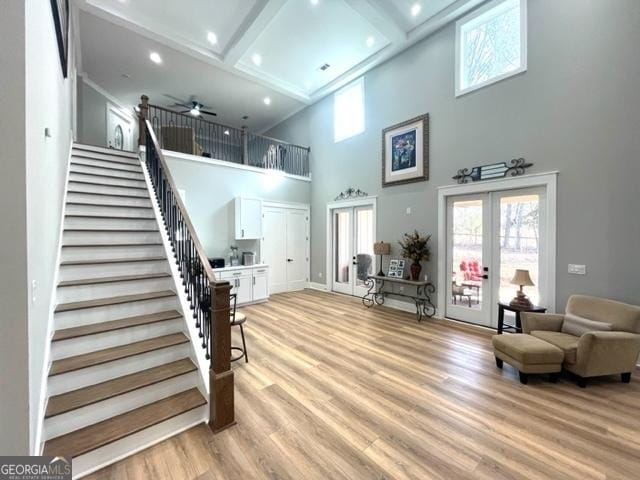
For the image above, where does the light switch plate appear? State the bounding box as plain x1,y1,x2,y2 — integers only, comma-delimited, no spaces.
406,207,412,215
568,264,586,275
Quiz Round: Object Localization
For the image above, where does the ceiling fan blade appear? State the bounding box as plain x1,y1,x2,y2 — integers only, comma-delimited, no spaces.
200,109,217,117
162,93,189,104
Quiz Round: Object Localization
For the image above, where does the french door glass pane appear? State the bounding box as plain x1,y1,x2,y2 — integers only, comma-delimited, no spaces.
334,211,351,284
355,208,374,287
499,193,540,305
451,199,483,310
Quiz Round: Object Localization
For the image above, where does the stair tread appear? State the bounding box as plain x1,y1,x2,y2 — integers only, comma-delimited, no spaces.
70,170,146,182
58,272,170,287
67,190,149,200
66,202,152,210
69,171,144,182
49,333,189,376
65,213,156,219
62,242,162,247
73,144,138,158
55,290,176,313
52,309,181,341
64,228,158,233
69,180,147,191
71,159,142,173
43,388,205,458
45,358,196,418
61,256,166,266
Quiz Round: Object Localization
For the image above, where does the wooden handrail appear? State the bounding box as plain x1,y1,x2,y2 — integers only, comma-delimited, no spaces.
144,119,216,282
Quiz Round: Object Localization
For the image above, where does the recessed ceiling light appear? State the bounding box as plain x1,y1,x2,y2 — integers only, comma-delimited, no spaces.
310,0,319,5
207,31,218,45
263,97,271,106
366,36,375,47
411,3,421,17
251,53,262,66
121,73,131,79
149,52,162,64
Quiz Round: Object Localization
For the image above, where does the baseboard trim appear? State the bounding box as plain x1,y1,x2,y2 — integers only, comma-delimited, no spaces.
307,282,328,291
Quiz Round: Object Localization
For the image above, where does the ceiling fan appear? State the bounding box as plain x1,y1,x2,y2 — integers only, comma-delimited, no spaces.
163,94,217,117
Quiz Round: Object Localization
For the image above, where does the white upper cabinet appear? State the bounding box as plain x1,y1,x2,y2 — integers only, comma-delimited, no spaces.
235,197,262,239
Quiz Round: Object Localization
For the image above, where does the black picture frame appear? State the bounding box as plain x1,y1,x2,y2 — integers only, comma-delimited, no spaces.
50,0,69,78
381,114,429,188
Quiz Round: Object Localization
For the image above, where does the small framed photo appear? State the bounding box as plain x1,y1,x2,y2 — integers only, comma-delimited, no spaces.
397,260,405,269
389,259,399,268
382,114,429,188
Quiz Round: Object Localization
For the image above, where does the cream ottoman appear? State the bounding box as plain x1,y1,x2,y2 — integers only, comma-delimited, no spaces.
492,334,564,384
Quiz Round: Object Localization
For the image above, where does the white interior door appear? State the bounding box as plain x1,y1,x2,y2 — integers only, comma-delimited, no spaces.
446,187,547,327
262,208,287,294
285,209,309,291
331,205,374,296
107,104,132,151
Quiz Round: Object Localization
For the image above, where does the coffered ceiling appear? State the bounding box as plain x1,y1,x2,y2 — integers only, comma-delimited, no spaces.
77,0,483,130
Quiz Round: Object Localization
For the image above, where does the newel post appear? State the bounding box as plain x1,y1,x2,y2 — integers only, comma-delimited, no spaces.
137,94,149,146
241,126,249,165
209,280,235,432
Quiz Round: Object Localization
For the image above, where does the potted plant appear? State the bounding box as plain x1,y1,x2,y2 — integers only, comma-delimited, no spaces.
398,230,431,281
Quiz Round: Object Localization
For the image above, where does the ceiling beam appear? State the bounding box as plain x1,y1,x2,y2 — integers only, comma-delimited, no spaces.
223,0,289,66
343,0,407,44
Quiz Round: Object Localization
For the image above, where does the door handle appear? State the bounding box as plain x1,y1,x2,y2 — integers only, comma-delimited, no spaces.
287,258,293,262
242,229,245,238
483,266,489,272
482,274,489,279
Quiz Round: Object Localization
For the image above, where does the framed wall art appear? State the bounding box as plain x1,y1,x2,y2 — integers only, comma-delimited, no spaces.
51,0,70,78
382,114,429,187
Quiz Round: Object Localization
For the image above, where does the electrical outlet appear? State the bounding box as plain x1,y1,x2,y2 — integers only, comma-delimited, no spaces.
568,264,586,275
31,280,38,303
318,272,323,278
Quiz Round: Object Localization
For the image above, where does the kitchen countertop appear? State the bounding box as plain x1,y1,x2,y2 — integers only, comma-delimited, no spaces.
212,263,268,272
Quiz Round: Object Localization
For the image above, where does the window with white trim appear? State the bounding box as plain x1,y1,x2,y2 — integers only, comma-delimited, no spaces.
334,78,365,142
456,0,527,96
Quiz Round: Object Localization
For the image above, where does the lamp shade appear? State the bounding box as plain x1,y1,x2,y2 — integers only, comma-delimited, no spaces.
510,269,534,287
373,242,390,255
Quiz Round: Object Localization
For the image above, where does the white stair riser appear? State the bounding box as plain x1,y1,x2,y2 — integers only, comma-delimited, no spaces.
59,261,169,282
71,157,142,173
64,216,158,230
69,173,147,189
69,181,149,198
70,164,144,180
57,277,173,303
65,204,154,219
55,296,179,329
44,372,199,440
72,148,138,163
66,192,151,208
51,319,184,360
61,245,165,262
71,406,206,479
47,344,191,396
62,230,161,245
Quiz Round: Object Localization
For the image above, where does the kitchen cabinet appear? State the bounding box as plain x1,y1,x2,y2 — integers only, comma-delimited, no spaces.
216,265,269,305
235,197,262,240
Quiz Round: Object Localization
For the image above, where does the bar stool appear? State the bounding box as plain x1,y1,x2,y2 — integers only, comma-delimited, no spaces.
230,293,248,363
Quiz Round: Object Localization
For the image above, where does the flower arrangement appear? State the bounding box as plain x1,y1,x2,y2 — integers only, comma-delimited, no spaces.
398,230,431,280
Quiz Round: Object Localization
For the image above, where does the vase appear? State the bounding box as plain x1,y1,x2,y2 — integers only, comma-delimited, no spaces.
410,262,422,281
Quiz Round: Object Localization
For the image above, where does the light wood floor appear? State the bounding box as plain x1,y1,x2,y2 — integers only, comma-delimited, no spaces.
88,290,640,480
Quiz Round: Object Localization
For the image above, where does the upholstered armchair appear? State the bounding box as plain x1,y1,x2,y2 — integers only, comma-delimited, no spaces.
521,295,640,387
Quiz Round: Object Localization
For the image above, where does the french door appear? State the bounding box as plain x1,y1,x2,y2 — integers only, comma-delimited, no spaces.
446,187,547,327
332,205,374,296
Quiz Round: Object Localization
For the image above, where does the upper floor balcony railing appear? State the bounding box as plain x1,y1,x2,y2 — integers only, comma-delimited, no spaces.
137,95,310,178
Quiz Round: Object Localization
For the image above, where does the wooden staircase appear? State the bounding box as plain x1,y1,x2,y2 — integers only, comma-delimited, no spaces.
43,144,207,477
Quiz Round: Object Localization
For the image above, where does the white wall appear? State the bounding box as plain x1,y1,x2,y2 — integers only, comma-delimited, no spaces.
164,153,311,260
0,0,30,456
267,0,640,309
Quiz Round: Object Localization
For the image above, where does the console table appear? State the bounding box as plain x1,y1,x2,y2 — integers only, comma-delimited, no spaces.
362,275,436,321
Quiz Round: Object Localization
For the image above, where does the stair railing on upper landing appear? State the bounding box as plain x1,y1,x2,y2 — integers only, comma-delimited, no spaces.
137,95,311,178
137,97,235,433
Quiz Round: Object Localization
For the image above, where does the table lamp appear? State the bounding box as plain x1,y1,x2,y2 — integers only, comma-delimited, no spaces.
373,242,390,276
510,269,534,308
